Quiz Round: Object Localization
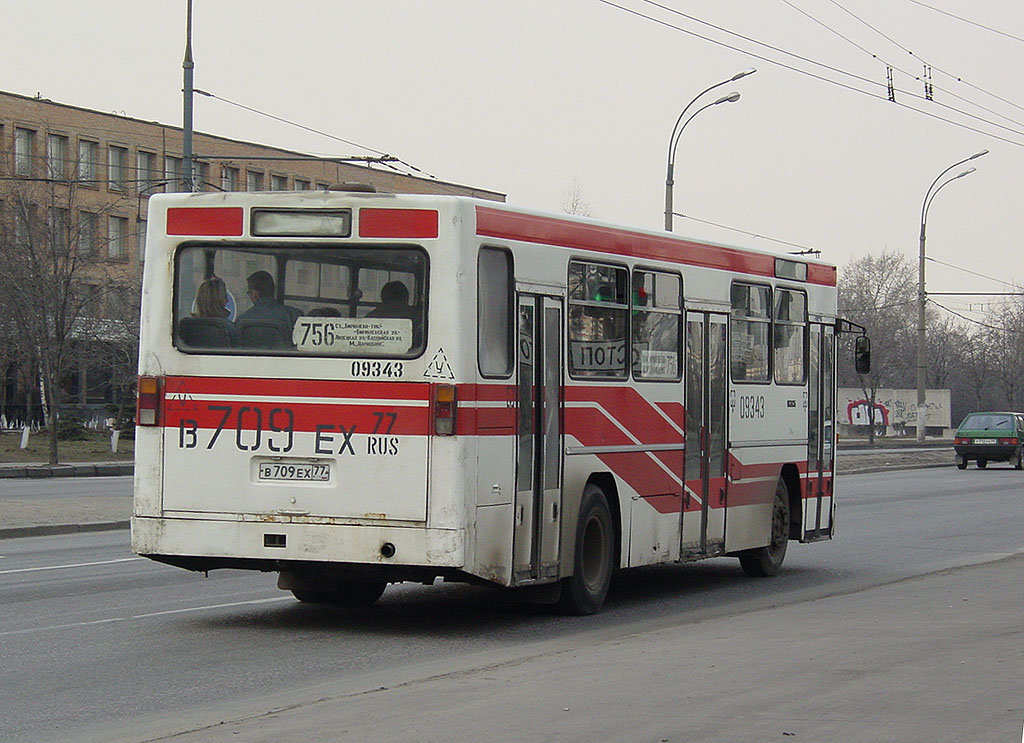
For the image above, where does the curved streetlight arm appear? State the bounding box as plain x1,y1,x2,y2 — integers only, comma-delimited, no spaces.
671,93,741,158
922,168,976,228
919,150,987,239
666,69,755,171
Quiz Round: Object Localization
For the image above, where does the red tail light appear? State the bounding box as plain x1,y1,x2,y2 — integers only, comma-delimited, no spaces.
432,384,457,436
998,437,1018,446
955,437,967,445
136,376,163,426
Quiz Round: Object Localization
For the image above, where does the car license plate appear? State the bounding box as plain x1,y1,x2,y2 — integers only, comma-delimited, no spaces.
258,462,331,482
972,438,993,445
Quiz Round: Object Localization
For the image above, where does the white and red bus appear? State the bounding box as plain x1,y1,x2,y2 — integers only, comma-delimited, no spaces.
133,187,868,614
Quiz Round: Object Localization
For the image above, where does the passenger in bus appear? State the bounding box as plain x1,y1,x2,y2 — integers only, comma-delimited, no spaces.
186,276,238,346
368,281,422,350
238,270,302,327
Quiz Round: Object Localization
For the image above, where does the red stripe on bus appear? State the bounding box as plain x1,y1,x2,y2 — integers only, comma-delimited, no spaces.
359,208,439,238
566,386,683,445
475,206,837,287
162,376,430,401
166,207,244,236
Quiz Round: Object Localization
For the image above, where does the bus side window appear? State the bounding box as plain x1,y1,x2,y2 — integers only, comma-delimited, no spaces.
478,247,513,377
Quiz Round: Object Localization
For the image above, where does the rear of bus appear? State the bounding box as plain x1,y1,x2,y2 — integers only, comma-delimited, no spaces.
132,190,470,605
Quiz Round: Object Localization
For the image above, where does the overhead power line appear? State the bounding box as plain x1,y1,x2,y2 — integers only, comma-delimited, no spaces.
902,0,1024,46
595,0,1024,148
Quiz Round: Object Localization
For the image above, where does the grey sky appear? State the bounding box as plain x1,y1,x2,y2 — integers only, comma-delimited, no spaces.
6,1,1022,321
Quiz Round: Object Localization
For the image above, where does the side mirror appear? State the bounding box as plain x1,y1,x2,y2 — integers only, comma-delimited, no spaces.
854,335,871,375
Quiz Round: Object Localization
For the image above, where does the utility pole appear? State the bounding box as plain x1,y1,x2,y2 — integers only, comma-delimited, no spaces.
183,0,195,192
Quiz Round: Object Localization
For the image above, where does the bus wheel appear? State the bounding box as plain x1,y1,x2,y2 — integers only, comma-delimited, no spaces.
955,455,967,470
738,478,790,577
977,459,987,469
557,484,615,615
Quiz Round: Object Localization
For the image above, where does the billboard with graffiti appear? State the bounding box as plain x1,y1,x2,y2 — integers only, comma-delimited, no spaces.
838,388,951,433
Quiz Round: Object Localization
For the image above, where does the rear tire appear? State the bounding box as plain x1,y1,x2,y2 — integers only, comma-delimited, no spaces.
1015,450,1022,470
955,455,967,470
557,484,615,615
977,459,987,469
738,478,790,577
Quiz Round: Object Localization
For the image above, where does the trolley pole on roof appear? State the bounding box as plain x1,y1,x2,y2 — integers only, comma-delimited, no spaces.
664,68,755,232
916,149,987,442
182,0,195,192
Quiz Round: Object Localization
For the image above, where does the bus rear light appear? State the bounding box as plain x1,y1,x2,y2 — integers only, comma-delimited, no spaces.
432,384,458,436
136,376,163,427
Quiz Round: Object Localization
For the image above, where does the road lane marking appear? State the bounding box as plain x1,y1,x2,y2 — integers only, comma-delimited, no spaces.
0,596,293,638
0,556,144,575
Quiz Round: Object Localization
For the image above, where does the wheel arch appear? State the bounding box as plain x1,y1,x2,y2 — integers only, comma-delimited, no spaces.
780,463,802,540
585,472,622,568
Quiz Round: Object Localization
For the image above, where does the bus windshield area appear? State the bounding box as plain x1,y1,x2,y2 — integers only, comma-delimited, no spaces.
174,244,427,358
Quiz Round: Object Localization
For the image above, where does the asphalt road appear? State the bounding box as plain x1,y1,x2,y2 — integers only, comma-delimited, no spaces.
1,466,1021,743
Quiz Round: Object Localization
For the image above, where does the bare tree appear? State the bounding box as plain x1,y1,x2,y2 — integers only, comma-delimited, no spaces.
561,179,593,218
0,177,132,463
838,251,918,442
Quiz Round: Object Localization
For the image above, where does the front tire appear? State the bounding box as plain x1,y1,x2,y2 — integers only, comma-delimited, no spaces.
738,478,790,577
557,484,615,615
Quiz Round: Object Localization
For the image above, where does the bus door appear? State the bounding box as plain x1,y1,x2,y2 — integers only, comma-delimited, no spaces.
681,312,729,557
805,323,835,539
513,294,564,583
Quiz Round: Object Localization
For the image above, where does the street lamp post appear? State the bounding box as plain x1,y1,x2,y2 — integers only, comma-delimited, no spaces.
665,69,756,231
915,149,988,441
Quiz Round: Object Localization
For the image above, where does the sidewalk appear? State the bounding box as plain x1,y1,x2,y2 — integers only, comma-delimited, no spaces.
0,448,953,541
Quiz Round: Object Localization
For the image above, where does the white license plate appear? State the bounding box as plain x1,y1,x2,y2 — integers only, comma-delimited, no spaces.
972,438,995,445
258,462,331,482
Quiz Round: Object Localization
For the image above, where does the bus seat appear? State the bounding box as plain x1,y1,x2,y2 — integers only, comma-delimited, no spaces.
237,318,292,349
178,317,233,348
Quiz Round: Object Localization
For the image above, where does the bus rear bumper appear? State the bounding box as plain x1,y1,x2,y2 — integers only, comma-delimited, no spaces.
131,516,464,573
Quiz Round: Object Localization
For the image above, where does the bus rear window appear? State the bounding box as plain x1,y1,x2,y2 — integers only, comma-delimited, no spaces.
174,244,427,358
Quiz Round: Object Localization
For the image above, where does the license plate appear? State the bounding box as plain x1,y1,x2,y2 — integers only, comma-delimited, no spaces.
258,462,331,482
972,438,994,445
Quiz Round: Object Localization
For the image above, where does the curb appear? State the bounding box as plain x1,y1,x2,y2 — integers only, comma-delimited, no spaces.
0,463,133,478
0,520,131,540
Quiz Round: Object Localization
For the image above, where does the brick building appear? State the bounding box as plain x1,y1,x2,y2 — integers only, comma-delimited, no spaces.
0,89,502,422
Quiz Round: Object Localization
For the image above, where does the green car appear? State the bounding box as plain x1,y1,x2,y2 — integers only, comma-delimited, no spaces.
953,412,1024,470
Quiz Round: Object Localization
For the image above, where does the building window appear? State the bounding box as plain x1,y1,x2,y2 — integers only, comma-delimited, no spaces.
294,179,310,191
568,261,629,379
730,282,771,382
246,170,264,191
137,220,147,262
15,128,35,176
271,174,288,191
164,155,182,191
78,140,99,185
221,166,240,191
774,288,807,385
108,215,128,259
138,151,158,193
631,270,682,380
78,211,97,256
108,146,128,191
46,134,68,180
48,207,70,254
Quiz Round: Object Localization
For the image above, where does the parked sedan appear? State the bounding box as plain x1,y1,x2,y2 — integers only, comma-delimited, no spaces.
954,411,1024,469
